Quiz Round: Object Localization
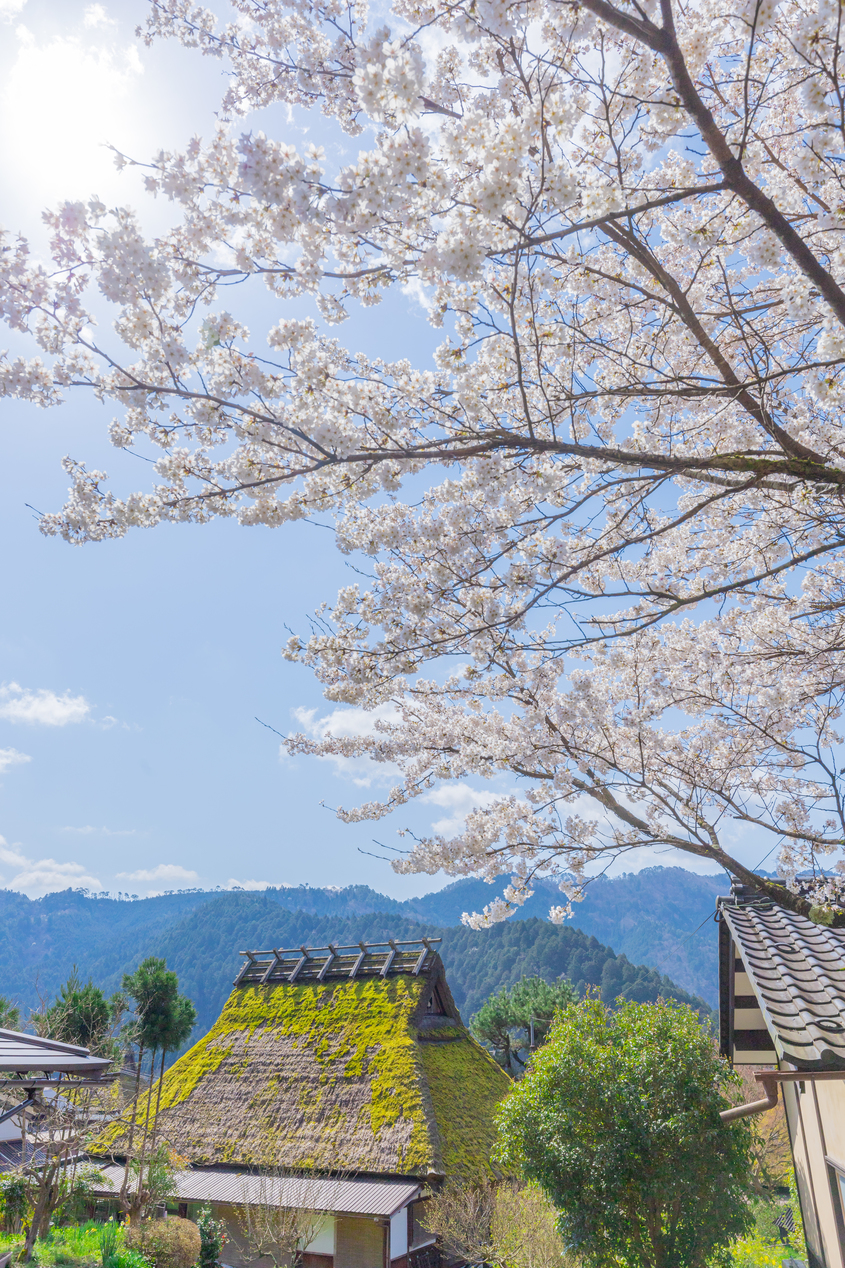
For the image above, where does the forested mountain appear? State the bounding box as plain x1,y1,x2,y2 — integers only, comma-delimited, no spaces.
0,870,716,1045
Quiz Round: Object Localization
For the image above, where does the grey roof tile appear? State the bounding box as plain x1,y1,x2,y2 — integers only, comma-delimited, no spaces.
0,1029,111,1076
93,1163,420,1217
719,898,845,1070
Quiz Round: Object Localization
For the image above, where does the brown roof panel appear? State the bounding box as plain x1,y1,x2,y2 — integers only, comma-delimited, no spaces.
718,897,845,1070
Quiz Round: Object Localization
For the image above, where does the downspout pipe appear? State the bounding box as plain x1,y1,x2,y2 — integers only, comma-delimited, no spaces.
720,1072,779,1123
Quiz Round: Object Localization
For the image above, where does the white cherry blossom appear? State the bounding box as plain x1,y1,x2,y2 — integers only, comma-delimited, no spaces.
3,0,845,922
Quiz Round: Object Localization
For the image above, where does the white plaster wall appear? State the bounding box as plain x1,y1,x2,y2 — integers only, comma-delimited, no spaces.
305,1216,335,1256
389,1209,408,1259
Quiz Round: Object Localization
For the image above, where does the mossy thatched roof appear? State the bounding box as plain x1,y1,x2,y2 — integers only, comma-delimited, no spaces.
100,948,510,1179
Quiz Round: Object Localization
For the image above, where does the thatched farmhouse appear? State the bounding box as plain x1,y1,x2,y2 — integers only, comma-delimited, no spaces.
718,888,845,1268
96,938,511,1268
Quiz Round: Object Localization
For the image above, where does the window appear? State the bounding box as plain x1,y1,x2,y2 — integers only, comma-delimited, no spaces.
826,1157,845,1262
426,985,447,1016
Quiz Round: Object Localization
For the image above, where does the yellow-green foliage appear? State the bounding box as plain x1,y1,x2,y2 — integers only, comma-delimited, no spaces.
101,975,511,1177
417,1036,511,1177
729,1233,800,1267
125,1220,201,1268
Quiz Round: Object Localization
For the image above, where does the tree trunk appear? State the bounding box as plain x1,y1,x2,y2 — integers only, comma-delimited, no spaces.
149,1047,167,1152
21,1162,60,1263
120,1041,145,1214
132,1046,158,1223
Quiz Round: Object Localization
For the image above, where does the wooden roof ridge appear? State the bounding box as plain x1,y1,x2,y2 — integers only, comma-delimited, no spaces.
234,937,442,987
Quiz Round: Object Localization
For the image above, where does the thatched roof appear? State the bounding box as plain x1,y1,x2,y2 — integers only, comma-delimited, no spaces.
100,939,510,1179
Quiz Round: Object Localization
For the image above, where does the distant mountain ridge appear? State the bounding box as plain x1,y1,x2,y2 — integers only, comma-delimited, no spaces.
0,866,727,1020
260,868,726,1003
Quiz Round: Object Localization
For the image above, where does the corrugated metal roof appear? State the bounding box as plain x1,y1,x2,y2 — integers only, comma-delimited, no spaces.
234,940,441,987
0,1029,111,1075
93,1164,420,1218
718,897,845,1070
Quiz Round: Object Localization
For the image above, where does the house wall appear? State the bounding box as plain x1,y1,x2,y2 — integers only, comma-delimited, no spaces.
198,1203,337,1268
203,1202,391,1268
335,1215,386,1268
782,1078,845,1268
390,1209,408,1262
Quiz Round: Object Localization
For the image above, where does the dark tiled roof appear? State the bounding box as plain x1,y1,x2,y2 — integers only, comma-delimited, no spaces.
0,1140,45,1173
234,938,441,986
718,897,845,1070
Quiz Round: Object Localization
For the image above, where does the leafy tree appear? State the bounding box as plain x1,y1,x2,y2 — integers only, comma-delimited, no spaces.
37,969,125,1057
0,997,20,1032
472,976,578,1070
496,997,755,1268
473,987,523,1073
421,1180,577,1268
6,0,845,921
148,992,197,1152
15,1085,122,1260
120,958,187,1221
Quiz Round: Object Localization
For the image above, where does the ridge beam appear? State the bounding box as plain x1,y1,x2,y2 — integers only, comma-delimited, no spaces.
350,943,367,979
412,939,432,976
288,948,310,982
234,952,258,986
381,940,398,978
317,944,337,981
260,950,282,984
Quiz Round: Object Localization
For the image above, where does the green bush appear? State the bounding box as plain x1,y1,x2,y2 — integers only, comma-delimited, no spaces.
0,1177,28,1235
111,1250,153,1268
194,1208,226,1268
124,1221,200,1268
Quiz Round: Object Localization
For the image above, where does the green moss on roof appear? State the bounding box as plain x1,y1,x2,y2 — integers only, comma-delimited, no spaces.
417,1035,511,1178
100,965,510,1180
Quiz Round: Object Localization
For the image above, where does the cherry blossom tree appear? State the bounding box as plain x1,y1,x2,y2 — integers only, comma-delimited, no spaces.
3,0,845,922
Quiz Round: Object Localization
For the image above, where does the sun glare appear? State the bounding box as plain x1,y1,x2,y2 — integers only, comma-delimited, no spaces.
0,15,145,226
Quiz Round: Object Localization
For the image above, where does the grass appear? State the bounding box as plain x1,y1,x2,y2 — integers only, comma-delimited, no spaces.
0,1221,151,1268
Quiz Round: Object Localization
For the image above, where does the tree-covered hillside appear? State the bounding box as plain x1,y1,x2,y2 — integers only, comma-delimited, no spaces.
0,887,711,1045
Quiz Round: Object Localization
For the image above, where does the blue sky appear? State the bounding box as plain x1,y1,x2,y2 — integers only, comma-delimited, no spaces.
0,0,746,900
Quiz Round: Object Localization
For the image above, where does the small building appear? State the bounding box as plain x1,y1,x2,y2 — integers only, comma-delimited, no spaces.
0,1028,113,1172
96,938,511,1268
718,889,845,1268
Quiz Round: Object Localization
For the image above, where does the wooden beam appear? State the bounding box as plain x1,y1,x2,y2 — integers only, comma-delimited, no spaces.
288,949,310,982
380,941,397,978
350,944,367,979
412,939,432,976
317,944,337,981
260,950,282,984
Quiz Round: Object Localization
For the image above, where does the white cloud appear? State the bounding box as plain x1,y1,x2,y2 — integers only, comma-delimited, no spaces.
289,703,401,787
0,838,102,896
116,863,199,883
83,4,112,26
421,783,499,835
0,748,30,774
0,682,90,726
0,0,27,20
292,703,399,739
226,879,276,891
